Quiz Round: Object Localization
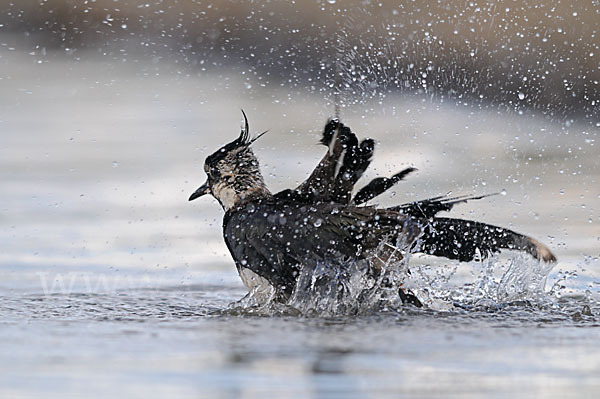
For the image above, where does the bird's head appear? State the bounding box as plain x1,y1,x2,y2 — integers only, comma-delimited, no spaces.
189,111,270,210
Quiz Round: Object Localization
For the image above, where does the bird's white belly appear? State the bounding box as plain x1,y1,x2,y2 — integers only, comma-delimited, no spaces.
238,267,275,302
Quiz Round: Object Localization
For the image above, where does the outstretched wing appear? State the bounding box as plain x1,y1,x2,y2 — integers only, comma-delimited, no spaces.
289,119,416,206
293,119,374,204
415,217,556,263
390,193,557,262
274,119,556,267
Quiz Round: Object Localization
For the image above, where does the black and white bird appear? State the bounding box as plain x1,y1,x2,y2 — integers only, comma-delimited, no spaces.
189,112,556,305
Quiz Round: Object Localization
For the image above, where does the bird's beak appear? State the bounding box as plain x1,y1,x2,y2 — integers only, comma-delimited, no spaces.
189,182,210,201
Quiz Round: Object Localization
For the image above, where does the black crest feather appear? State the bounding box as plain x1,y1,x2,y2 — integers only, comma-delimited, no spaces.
238,109,250,145
237,109,268,146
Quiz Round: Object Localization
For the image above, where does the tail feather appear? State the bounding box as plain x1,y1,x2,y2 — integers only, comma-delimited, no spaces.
414,217,557,263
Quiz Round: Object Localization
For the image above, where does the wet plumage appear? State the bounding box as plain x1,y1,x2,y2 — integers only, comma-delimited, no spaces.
189,112,556,304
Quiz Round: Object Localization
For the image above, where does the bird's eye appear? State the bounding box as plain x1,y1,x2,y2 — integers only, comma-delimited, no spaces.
205,165,220,179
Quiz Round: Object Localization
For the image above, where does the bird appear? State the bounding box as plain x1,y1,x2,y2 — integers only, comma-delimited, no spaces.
188,111,556,307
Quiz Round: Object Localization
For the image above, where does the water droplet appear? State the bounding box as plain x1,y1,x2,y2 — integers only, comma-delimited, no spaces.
327,0,336,3
313,218,323,227
112,161,119,168
518,92,525,100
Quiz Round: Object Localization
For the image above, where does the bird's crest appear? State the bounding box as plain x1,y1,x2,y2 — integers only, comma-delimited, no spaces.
234,110,268,148
204,110,267,170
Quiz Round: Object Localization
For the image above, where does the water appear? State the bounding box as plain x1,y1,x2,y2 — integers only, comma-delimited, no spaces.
2,287,599,398
1,48,600,398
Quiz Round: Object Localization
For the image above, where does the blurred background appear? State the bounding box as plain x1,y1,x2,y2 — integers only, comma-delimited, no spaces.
0,1,599,397
2,0,598,117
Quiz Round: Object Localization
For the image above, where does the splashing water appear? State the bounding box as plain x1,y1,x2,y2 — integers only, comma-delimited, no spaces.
408,253,557,311
228,236,579,317
226,234,413,317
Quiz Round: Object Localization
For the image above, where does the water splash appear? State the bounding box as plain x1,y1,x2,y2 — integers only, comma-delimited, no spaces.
409,253,557,310
229,242,591,317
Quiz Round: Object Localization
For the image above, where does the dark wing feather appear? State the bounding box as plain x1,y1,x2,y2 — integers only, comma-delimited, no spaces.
391,193,496,219
293,119,350,201
293,119,374,204
331,136,375,203
352,167,417,205
415,217,557,263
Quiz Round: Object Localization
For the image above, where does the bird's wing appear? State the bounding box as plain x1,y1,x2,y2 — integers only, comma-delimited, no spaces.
352,167,417,205
223,200,420,294
293,119,374,204
287,119,417,205
390,193,496,219
414,217,557,263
